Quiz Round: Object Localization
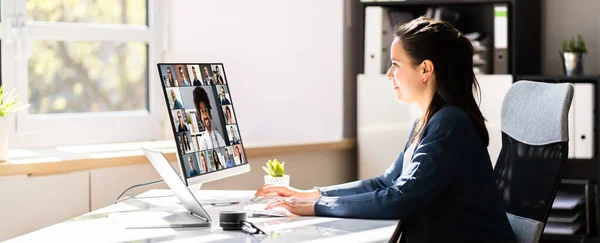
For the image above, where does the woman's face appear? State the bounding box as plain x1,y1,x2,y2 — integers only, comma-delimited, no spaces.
385,38,426,104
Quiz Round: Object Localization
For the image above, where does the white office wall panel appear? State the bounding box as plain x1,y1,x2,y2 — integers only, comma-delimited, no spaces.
477,75,513,166
0,172,89,241
357,74,416,179
167,0,344,143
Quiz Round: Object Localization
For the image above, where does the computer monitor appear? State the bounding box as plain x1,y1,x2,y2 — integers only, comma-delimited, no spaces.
157,63,250,191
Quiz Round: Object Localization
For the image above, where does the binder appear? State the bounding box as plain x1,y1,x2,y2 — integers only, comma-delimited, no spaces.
364,7,388,75
493,5,508,74
574,84,594,159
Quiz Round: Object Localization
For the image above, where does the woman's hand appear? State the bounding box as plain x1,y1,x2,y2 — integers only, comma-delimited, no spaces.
265,197,317,216
255,184,321,200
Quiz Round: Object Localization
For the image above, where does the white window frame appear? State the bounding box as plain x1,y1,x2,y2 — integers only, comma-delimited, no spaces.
1,0,168,148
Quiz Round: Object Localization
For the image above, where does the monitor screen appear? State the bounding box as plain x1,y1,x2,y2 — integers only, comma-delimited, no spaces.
157,63,247,181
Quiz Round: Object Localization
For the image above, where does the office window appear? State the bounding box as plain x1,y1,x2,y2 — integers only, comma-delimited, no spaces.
27,0,147,25
28,41,148,114
3,0,165,148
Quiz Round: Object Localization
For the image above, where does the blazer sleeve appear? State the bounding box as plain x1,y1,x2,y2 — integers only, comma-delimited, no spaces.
314,119,464,220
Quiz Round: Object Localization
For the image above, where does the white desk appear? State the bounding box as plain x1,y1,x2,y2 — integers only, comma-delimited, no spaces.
6,190,398,243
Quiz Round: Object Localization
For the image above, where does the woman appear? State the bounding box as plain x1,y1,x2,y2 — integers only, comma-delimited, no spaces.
234,145,244,165
182,134,192,153
255,17,516,242
199,152,209,173
225,106,236,125
166,67,176,87
213,150,224,170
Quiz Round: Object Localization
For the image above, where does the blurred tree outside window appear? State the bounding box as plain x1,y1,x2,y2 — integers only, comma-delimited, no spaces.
26,0,148,114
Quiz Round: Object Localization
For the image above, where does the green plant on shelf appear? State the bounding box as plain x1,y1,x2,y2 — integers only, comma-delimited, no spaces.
263,159,285,177
562,35,587,53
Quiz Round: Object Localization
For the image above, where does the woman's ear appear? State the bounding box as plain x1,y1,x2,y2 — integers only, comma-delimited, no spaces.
421,60,435,84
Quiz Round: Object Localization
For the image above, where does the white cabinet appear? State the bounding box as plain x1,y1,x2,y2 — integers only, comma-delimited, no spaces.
0,172,89,241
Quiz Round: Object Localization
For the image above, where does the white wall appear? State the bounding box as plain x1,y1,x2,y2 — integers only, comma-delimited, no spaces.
164,0,345,143
542,0,600,75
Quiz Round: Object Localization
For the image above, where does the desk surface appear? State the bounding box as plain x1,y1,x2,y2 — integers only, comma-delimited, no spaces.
6,190,397,243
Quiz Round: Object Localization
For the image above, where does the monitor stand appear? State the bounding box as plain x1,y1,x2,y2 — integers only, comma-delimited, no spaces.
188,183,241,206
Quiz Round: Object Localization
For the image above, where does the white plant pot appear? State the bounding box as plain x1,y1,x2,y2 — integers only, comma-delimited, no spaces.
264,175,290,186
0,117,7,161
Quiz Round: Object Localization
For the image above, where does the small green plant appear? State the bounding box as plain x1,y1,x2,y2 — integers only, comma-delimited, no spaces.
263,159,285,177
0,86,29,117
562,35,587,53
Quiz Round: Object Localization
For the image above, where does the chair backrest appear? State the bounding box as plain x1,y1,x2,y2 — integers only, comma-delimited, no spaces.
495,80,574,243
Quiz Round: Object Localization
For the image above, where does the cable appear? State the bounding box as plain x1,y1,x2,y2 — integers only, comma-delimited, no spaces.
114,179,165,204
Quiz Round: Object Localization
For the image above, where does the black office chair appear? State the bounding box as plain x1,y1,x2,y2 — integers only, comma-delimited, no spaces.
495,80,574,243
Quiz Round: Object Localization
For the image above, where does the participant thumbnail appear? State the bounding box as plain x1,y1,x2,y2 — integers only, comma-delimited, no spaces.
222,105,236,125
167,88,184,110
226,125,240,145
217,85,231,105
183,153,200,177
187,64,203,86
174,64,191,86
233,144,245,165
201,65,215,85
172,110,189,133
211,64,226,85
223,147,236,168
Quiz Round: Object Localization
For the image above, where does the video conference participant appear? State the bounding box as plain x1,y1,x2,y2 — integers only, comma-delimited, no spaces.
220,87,231,105
182,134,193,153
193,87,226,150
203,66,215,85
234,145,244,165
171,89,183,109
229,126,239,145
254,17,516,242
188,156,199,177
224,148,235,168
191,66,202,86
213,150,224,170
166,67,176,87
214,66,225,84
176,111,188,132
199,152,209,173
179,67,191,86
224,106,236,125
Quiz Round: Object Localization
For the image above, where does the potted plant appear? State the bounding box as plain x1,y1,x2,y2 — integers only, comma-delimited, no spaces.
561,35,587,76
263,159,290,186
0,86,29,161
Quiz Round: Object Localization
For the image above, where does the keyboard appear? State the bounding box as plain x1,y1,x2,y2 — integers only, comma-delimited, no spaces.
243,204,287,217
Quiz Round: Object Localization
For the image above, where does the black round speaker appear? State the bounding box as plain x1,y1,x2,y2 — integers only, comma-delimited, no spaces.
219,211,247,230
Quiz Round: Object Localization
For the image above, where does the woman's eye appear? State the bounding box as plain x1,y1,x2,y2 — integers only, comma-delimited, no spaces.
392,63,399,67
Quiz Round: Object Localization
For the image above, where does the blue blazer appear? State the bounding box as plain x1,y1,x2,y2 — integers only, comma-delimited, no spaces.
315,106,516,242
